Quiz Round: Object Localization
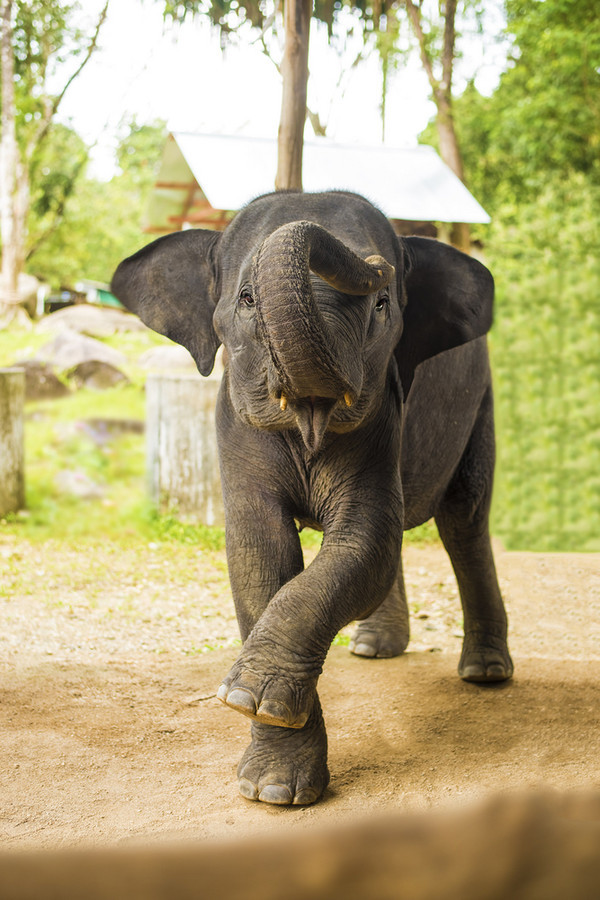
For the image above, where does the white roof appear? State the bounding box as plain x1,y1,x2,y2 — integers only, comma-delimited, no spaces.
145,132,490,231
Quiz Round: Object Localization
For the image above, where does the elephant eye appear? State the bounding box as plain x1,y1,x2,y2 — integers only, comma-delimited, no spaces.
238,287,255,308
375,291,389,312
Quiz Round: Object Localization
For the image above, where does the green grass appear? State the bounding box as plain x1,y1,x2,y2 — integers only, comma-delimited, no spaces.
403,519,440,546
0,325,218,547
0,328,50,365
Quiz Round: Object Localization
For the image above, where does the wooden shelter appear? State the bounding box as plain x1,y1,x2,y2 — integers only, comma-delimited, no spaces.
144,133,490,238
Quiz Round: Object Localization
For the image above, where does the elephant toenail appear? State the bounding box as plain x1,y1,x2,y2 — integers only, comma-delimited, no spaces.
460,664,486,682
293,788,319,806
216,683,229,702
486,663,510,680
238,778,259,801
225,688,257,716
256,699,294,727
258,784,294,805
350,642,377,658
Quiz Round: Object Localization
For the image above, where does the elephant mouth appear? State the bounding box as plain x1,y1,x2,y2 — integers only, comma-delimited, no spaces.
289,396,338,454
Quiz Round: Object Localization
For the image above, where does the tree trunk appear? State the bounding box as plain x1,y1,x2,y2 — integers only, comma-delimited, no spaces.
436,92,464,182
275,0,312,191
436,92,471,252
0,0,20,310
403,0,471,252
14,159,30,274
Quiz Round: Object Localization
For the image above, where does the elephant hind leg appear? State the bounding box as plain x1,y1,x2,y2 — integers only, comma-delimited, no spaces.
349,555,409,658
434,386,513,683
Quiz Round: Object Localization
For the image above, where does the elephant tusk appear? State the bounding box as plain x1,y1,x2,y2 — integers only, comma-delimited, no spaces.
280,395,288,412
344,392,353,408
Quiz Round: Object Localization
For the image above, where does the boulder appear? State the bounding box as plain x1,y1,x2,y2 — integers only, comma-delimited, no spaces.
138,344,225,379
138,344,198,371
37,304,148,338
9,361,70,402
35,329,127,372
68,361,129,391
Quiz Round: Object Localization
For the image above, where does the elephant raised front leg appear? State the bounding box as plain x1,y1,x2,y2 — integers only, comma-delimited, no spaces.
218,472,402,804
216,496,331,804
219,533,400,728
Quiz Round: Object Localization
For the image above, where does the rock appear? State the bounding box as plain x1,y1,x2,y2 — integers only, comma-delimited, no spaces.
68,361,129,391
35,329,128,372
9,361,70,402
138,344,225,380
37,304,148,338
138,345,198,371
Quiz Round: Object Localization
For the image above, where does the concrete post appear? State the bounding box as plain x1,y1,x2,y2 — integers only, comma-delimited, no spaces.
0,367,25,517
146,373,224,526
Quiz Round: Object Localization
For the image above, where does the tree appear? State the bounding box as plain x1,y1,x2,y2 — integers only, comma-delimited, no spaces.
163,0,315,190
452,0,600,210
28,119,167,288
395,0,476,249
0,0,109,320
162,0,493,224
26,123,89,264
0,0,19,311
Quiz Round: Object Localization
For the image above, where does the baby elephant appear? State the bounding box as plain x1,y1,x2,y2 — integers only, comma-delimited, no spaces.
112,190,513,806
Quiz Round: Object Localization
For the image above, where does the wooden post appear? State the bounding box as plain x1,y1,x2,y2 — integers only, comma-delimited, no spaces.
146,374,224,526
0,367,25,517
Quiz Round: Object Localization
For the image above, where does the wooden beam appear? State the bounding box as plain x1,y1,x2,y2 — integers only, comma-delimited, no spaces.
154,181,199,190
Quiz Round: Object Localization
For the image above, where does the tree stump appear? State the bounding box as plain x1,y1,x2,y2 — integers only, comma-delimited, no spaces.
146,374,224,526
0,368,25,517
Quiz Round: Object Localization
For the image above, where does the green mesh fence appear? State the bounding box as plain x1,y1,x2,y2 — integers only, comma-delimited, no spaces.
489,234,600,552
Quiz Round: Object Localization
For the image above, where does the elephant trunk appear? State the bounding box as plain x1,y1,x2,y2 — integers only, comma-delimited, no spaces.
254,220,394,407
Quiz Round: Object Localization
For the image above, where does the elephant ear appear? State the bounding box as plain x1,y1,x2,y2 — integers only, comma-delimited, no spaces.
396,236,494,398
111,229,222,376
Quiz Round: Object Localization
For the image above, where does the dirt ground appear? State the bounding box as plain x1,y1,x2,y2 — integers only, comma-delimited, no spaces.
1,539,599,850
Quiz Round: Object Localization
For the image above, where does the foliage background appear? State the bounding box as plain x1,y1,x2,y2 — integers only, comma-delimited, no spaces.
488,177,600,551
3,0,599,552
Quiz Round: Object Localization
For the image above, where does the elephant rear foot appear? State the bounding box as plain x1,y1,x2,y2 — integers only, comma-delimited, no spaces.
238,703,329,806
459,629,513,682
349,575,409,659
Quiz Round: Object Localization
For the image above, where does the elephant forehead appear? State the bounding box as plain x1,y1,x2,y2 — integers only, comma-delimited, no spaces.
221,194,398,266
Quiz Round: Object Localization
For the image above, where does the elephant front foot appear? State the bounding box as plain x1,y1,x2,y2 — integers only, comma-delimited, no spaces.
459,628,513,682
237,704,329,806
217,639,321,729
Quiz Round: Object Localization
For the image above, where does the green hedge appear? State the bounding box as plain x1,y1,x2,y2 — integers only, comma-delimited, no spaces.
487,176,600,550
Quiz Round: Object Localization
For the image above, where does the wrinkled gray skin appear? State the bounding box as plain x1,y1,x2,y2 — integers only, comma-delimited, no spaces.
112,191,513,807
